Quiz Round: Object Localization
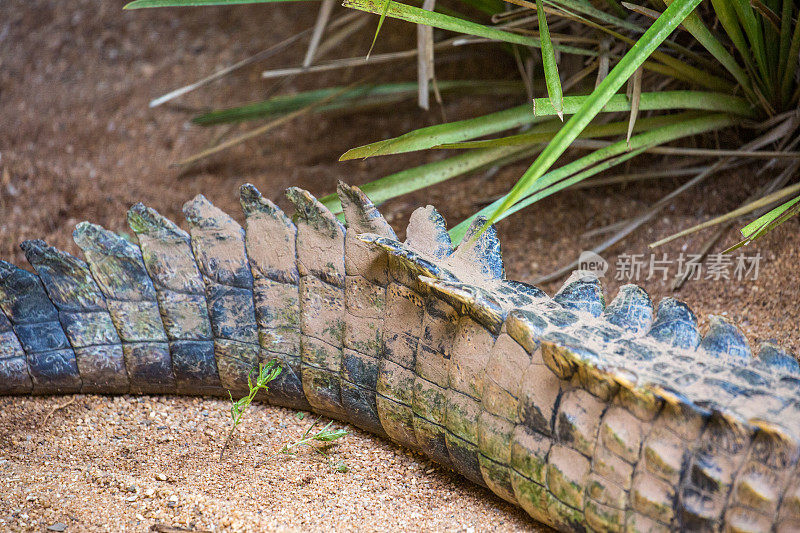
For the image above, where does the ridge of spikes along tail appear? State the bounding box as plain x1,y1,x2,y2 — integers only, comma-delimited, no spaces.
0,181,799,531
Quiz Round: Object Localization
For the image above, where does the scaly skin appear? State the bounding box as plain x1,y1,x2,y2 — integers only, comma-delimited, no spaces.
1,182,799,532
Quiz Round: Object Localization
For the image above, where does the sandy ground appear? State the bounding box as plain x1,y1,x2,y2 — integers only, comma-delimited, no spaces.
0,395,532,532
1,0,799,531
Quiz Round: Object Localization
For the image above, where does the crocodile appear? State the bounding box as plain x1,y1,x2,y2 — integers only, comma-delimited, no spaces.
0,181,798,532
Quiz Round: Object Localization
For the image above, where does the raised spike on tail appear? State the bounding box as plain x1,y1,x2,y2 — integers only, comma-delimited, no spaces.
757,342,800,374
0,260,80,394
647,297,701,350
336,182,395,436
604,284,653,334
700,315,751,361
239,183,309,410
22,240,128,394
449,216,504,281
128,203,221,396
337,180,396,239
553,270,605,317
404,205,451,259
74,222,175,394
286,187,348,420
286,186,346,286
239,184,299,285
183,194,259,394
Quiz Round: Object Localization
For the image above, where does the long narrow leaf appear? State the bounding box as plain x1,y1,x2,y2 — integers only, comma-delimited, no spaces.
755,0,782,29
341,0,599,56
741,195,800,238
452,113,736,239
758,0,781,81
729,0,772,92
650,182,800,247
780,6,800,103
536,0,563,119
626,67,642,144
321,145,542,214
570,142,800,158
482,0,705,232
777,0,793,85
589,0,720,70
726,194,800,251
663,0,755,100
709,0,759,80
193,81,522,125
437,112,704,149
550,1,735,92
125,0,312,7
340,90,753,159
547,0,643,34
640,56,728,90
751,0,781,31
367,0,393,58
175,80,366,166
341,104,539,159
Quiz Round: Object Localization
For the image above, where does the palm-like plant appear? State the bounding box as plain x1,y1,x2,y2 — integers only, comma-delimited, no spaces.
127,0,800,281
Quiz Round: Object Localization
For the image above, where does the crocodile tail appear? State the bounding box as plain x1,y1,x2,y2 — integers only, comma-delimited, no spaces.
127,202,221,396
2,183,800,532
239,184,310,410
0,187,307,400
356,208,800,531
0,257,82,394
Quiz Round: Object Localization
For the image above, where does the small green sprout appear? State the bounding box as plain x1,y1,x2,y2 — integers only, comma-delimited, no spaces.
220,360,282,460
219,360,349,470
331,460,350,473
268,418,349,471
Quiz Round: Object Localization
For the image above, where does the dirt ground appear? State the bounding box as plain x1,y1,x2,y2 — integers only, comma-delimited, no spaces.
1,0,799,531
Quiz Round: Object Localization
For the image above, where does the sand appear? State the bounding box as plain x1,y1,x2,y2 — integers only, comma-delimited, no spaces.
1,0,799,531
0,395,532,532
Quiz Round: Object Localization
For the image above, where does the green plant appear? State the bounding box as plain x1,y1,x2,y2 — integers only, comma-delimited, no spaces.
127,0,800,278
267,418,350,471
219,360,349,468
220,360,283,459
335,0,800,265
